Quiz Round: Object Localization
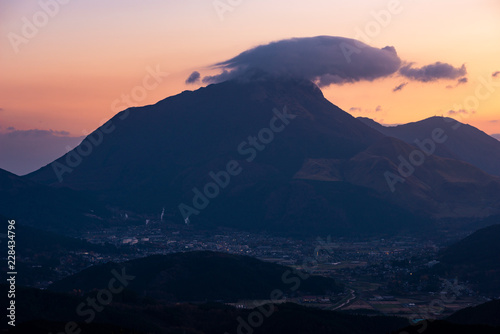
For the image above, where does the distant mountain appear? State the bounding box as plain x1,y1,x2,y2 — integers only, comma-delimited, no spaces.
358,116,500,176
0,168,109,232
340,136,500,218
49,251,343,302
491,134,500,141
26,78,500,235
434,224,500,295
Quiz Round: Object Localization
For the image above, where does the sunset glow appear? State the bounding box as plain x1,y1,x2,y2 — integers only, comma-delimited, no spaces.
1,0,499,174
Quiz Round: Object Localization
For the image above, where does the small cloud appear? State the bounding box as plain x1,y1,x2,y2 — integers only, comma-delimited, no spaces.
52,130,70,136
0,108,4,112
392,82,408,92
350,106,381,114
399,62,467,82
448,109,475,116
446,77,468,89
185,71,201,84
488,120,499,124
6,128,71,138
0,130,83,175
492,71,500,78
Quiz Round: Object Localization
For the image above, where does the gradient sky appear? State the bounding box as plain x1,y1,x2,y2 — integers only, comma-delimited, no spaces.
1,0,499,175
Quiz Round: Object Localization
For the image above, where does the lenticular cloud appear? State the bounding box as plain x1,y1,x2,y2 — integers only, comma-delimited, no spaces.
202,36,402,87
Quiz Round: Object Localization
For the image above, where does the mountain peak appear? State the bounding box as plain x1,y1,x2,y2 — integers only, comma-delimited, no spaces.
360,115,500,176
23,77,500,234
27,76,381,213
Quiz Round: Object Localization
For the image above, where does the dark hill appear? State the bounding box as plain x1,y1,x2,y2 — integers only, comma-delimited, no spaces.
391,320,500,334
7,283,500,333
3,285,411,334
434,224,500,295
447,299,500,327
0,168,110,231
49,251,343,302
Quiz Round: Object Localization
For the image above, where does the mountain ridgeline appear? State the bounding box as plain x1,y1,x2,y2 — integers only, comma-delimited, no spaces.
0,168,109,232
24,77,500,235
432,223,500,295
49,251,343,302
358,116,500,177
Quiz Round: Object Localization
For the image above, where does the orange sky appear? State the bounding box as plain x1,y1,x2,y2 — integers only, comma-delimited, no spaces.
1,0,499,139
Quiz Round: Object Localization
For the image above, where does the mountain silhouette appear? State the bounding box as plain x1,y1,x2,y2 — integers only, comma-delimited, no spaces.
25,78,500,235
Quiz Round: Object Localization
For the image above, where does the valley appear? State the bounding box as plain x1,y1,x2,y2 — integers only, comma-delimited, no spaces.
17,220,494,320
